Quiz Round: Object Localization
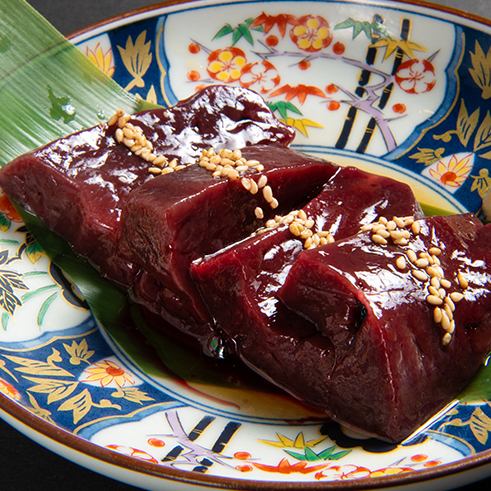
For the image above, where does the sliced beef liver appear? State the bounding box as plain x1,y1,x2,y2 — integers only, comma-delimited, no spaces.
0,85,294,285
279,215,491,441
120,146,337,352
191,167,422,423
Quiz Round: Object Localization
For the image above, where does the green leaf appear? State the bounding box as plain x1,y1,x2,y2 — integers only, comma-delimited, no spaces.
37,292,57,326
419,203,454,217
232,28,243,45
213,24,233,40
317,445,336,459
460,359,491,402
238,24,254,45
334,18,373,40
0,0,156,167
267,101,303,119
0,214,11,232
284,449,308,461
304,447,319,461
48,86,76,124
284,102,303,116
21,284,58,302
1,311,9,330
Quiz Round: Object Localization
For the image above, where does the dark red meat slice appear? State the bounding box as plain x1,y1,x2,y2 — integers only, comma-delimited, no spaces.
191,167,421,415
120,146,337,352
0,85,294,285
279,215,491,441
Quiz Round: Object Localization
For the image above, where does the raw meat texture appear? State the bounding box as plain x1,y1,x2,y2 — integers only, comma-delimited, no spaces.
120,145,337,352
0,85,294,285
191,166,422,431
279,215,491,441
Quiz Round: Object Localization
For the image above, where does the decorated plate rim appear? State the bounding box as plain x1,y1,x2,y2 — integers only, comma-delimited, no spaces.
1,0,491,488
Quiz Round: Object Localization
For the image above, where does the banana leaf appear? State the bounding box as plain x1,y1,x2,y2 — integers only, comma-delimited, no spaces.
0,0,488,403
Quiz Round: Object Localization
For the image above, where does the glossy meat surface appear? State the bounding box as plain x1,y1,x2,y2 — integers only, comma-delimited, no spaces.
191,167,421,425
0,85,294,284
121,145,337,351
279,215,491,441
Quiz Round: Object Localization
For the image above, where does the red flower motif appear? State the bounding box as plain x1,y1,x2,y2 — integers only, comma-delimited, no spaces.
290,15,332,52
395,59,436,94
207,47,247,83
251,12,296,37
270,83,325,104
240,60,280,94
254,457,327,474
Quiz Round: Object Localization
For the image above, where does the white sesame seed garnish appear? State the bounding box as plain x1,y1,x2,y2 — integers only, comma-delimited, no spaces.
372,234,388,245
450,291,464,303
434,307,443,323
396,256,407,270
457,272,469,289
257,175,268,189
427,294,443,306
429,247,441,256
255,207,264,219
413,269,428,282
445,296,456,312
442,333,452,346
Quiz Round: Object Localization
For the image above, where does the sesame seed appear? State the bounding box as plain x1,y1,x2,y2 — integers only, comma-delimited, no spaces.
411,221,421,235
440,278,451,289
431,277,440,288
441,311,451,332
429,247,441,256
257,175,268,188
360,224,373,232
386,221,397,230
442,333,452,346
289,222,303,236
262,185,273,203
300,229,313,239
372,234,387,245
407,250,418,263
246,159,260,167
413,270,428,281
416,258,429,268
379,217,388,225
394,238,409,246
161,167,174,175
249,180,259,195
427,294,443,305
304,237,313,249
305,219,315,229
427,266,441,278
255,207,264,219
444,296,456,311
428,286,439,297
450,291,464,302
434,307,443,323
235,165,249,172
320,237,329,246
298,210,307,221
241,178,251,191
115,128,124,143
394,217,405,228
457,272,468,289
378,229,391,239
270,198,279,209
444,304,454,319
396,256,407,270
148,167,162,175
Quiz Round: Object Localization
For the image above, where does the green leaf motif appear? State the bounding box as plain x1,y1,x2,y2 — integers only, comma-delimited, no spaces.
0,213,11,232
213,24,234,40
1,311,9,330
267,101,303,119
284,445,351,462
48,86,76,124
0,34,11,53
335,18,373,40
37,291,58,326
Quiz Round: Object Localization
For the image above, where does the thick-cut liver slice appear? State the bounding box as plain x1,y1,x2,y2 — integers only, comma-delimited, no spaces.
191,167,422,425
0,86,294,285
120,146,337,352
279,215,491,441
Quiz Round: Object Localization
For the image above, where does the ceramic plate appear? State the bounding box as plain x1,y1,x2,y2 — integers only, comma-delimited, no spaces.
1,1,490,489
